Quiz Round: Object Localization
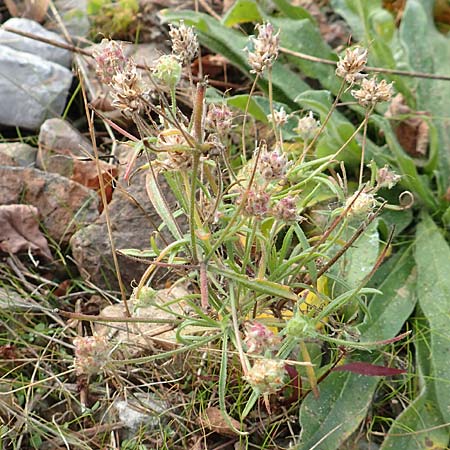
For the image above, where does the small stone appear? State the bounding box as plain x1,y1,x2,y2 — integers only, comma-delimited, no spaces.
0,18,72,67
37,118,93,177
0,45,72,129
0,166,98,243
0,143,37,167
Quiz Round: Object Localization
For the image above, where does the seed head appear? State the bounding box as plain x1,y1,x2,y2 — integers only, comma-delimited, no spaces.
205,104,234,132
74,334,110,376
244,322,280,354
244,358,286,394
351,77,394,107
156,128,192,171
245,22,280,75
259,145,289,181
93,39,128,85
336,47,368,85
294,111,320,141
169,21,199,65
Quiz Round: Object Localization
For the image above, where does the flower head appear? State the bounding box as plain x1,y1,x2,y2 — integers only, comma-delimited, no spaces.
244,358,286,394
244,322,280,354
93,39,128,85
351,77,394,107
74,334,110,376
294,111,320,141
259,145,289,181
238,188,271,219
169,21,199,65
272,196,299,222
205,104,234,132
336,47,368,85
345,190,376,217
376,165,401,189
152,54,182,88
245,22,280,75
267,107,288,127
110,61,149,114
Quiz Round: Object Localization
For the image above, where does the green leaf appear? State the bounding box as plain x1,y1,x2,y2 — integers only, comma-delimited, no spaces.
226,95,269,123
271,0,314,21
359,246,417,343
222,0,262,26
268,17,341,94
415,214,450,424
399,0,450,200
296,368,380,450
380,315,450,450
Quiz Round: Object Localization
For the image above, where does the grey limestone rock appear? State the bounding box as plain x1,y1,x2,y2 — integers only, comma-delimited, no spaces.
0,18,72,67
0,45,72,130
0,143,37,167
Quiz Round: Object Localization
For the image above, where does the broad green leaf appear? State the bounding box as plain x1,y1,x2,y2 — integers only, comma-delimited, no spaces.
222,0,262,27
271,0,314,21
359,246,417,343
268,17,341,94
415,214,450,424
160,10,310,106
296,368,379,450
340,220,379,289
400,0,450,199
381,316,450,450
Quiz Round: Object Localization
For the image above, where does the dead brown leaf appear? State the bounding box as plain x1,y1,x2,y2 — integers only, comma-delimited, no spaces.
385,93,430,157
200,407,245,437
71,160,118,210
0,204,52,259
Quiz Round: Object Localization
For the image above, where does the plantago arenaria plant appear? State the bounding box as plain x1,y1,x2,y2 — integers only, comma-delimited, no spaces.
245,22,280,75
336,46,368,85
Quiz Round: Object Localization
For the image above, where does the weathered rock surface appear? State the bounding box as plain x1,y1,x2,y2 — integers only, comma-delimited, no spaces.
0,166,98,243
70,146,177,291
0,45,72,129
37,118,93,176
0,143,37,167
48,0,90,38
0,18,72,67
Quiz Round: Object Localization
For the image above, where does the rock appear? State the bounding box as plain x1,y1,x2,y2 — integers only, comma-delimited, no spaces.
47,0,90,38
0,143,37,167
0,45,72,130
0,166,98,243
0,18,72,67
95,284,200,352
37,118,93,176
70,146,178,291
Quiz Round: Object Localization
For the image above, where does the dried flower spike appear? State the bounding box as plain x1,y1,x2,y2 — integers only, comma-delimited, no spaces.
93,39,128,85
295,111,320,141
336,47,368,85
169,21,199,66
351,77,394,107
74,334,110,376
244,358,286,394
245,22,280,75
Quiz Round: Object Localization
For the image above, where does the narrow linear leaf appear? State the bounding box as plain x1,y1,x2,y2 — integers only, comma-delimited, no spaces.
332,362,406,376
